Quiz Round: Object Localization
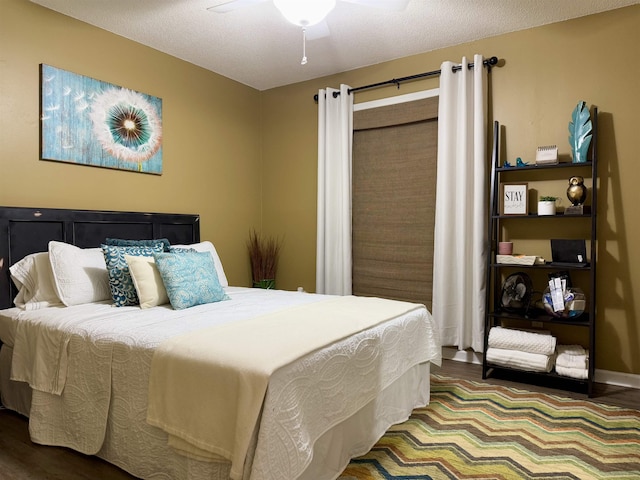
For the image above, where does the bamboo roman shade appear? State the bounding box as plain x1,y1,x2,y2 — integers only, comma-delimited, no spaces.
352,96,438,309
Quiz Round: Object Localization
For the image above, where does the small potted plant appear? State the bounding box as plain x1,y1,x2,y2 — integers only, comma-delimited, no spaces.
247,229,281,289
538,195,559,216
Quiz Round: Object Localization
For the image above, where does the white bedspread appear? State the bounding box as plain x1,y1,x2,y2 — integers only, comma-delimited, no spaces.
2,288,441,480
0,307,21,347
147,296,430,480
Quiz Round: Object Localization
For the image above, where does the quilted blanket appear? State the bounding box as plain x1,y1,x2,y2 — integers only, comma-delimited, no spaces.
5,288,441,480
146,296,428,480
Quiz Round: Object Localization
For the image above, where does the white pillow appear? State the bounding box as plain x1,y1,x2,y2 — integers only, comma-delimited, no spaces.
170,241,228,287
125,255,169,308
9,252,62,310
48,241,112,306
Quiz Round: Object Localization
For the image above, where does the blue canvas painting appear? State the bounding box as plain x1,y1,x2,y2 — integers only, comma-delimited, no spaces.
40,64,163,175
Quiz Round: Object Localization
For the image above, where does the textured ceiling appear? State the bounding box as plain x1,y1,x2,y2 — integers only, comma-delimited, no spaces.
30,0,640,91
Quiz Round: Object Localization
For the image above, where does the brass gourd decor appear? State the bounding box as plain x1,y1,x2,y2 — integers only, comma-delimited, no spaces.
565,176,588,215
567,176,587,205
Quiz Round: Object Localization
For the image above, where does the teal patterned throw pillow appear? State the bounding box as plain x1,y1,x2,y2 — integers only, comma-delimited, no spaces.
168,247,197,254
105,238,171,251
102,244,165,307
154,251,228,310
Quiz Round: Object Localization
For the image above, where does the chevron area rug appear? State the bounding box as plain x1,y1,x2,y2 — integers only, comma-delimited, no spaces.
339,374,640,480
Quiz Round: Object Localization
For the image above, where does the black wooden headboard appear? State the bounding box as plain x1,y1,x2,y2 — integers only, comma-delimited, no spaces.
0,206,200,309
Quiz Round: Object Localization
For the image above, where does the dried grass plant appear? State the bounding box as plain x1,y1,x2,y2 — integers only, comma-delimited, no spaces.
247,229,281,283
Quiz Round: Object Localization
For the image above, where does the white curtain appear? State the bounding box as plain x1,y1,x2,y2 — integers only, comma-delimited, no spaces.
432,55,488,351
316,84,353,295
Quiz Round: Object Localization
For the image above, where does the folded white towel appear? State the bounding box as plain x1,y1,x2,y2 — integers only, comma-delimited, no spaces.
486,347,554,373
488,326,557,356
555,365,588,380
556,344,586,356
556,348,589,369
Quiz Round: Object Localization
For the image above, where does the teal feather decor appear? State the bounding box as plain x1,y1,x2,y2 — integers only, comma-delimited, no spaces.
568,101,592,163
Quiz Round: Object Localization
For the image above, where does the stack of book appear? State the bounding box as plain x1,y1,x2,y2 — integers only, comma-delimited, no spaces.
496,254,544,265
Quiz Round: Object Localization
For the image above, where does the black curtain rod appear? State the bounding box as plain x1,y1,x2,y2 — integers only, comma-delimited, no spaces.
313,56,498,102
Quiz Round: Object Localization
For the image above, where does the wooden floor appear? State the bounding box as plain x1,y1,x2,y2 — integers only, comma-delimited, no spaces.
1,359,638,479
433,359,640,410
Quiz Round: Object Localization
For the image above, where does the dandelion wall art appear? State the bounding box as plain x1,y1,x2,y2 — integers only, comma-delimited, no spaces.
40,64,163,174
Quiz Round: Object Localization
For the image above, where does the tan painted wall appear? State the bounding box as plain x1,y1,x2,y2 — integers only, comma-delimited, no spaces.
261,5,640,375
0,0,263,286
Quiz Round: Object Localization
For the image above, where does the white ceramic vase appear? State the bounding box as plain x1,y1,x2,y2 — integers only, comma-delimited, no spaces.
537,200,556,216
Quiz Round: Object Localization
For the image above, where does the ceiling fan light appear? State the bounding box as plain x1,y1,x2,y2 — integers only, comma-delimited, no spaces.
273,0,337,27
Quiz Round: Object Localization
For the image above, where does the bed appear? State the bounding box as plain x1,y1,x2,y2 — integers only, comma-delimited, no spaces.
0,206,441,480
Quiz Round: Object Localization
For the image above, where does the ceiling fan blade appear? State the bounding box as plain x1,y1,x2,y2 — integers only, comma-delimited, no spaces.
341,0,411,11
207,0,268,13
305,20,331,41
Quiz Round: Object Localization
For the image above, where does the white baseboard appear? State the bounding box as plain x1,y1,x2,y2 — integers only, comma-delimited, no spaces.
594,369,640,390
442,346,483,365
441,347,640,390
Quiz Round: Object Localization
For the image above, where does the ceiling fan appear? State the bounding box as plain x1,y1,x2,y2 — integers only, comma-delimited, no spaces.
208,0,411,64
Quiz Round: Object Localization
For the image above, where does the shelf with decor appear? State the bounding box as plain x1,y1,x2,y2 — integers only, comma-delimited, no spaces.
482,104,598,396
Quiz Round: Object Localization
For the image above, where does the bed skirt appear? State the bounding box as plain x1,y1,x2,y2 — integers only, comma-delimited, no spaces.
0,343,432,480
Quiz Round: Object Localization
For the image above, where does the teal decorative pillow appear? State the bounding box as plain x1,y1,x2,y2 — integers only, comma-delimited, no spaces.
168,247,197,254
169,241,229,287
102,244,165,307
105,238,171,252
154,251,229,310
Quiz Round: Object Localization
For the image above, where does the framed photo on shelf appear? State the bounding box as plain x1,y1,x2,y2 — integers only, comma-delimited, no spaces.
501,182,528,215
